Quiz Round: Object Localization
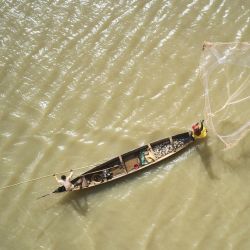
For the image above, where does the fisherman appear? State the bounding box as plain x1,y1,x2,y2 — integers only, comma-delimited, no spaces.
53,170,74,191
191,120,207,139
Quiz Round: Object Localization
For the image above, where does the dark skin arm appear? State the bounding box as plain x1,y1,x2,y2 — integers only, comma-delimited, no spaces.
200,120,204,131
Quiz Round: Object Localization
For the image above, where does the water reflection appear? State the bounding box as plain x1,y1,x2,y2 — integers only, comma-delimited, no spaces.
196,140,218,180
60,191,88,216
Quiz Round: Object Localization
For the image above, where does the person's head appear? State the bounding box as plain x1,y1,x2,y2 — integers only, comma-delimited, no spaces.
61,175,66,181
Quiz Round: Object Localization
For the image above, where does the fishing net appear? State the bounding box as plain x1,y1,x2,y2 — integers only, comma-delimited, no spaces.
200,42,250,149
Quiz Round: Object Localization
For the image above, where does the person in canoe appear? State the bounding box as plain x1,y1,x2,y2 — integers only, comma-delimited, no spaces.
53,170,74,191
192,120,207,139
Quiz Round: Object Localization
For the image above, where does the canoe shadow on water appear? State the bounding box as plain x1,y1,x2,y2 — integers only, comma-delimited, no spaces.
58,181,120,216
196,139,219,180
60,191,89,216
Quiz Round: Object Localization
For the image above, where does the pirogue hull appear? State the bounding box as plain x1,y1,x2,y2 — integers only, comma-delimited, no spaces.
53,131,198,194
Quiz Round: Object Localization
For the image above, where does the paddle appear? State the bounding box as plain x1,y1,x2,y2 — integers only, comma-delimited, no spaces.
36,192,53,200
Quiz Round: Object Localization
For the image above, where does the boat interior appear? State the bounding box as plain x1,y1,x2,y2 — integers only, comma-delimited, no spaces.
70,132,192,190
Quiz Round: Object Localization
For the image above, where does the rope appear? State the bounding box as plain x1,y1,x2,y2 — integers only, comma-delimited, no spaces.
0,157,112,191
203,41,250,46
0,139,192,191
80,164,124,177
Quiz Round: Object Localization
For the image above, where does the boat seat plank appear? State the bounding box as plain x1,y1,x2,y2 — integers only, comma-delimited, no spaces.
112,165,126,176
119,155,128,173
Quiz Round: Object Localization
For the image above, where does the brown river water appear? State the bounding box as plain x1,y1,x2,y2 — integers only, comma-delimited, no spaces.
0,1,250,250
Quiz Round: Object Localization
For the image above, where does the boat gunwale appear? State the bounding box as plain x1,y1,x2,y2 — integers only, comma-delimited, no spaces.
83,132,191,174
79,138,194,190
53,131,194,193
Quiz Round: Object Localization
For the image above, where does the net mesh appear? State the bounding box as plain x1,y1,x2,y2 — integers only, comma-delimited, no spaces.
200,41,250,149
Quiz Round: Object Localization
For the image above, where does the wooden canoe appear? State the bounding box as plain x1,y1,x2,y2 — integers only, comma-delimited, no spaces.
53,129,205,194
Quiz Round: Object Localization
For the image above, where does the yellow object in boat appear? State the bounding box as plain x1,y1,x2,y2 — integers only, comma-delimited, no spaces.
192,127,207,139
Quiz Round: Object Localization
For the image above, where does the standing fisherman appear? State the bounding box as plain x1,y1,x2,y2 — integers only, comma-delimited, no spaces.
192,120,207,139
53,170,74,191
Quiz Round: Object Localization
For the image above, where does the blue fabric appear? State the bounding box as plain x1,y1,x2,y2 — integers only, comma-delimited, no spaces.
139,151,147,165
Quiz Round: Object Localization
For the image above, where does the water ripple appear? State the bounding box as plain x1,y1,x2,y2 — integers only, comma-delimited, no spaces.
1,0,250,249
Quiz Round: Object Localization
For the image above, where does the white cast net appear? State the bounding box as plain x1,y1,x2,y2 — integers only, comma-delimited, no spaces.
200,42,250,149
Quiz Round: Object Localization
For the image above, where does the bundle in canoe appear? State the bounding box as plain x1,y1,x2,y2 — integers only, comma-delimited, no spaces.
53,123,207,194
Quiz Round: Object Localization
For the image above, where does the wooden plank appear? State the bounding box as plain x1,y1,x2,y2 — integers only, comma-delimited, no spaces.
169,136,173,144
119,155,128,173
147,143,153,151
